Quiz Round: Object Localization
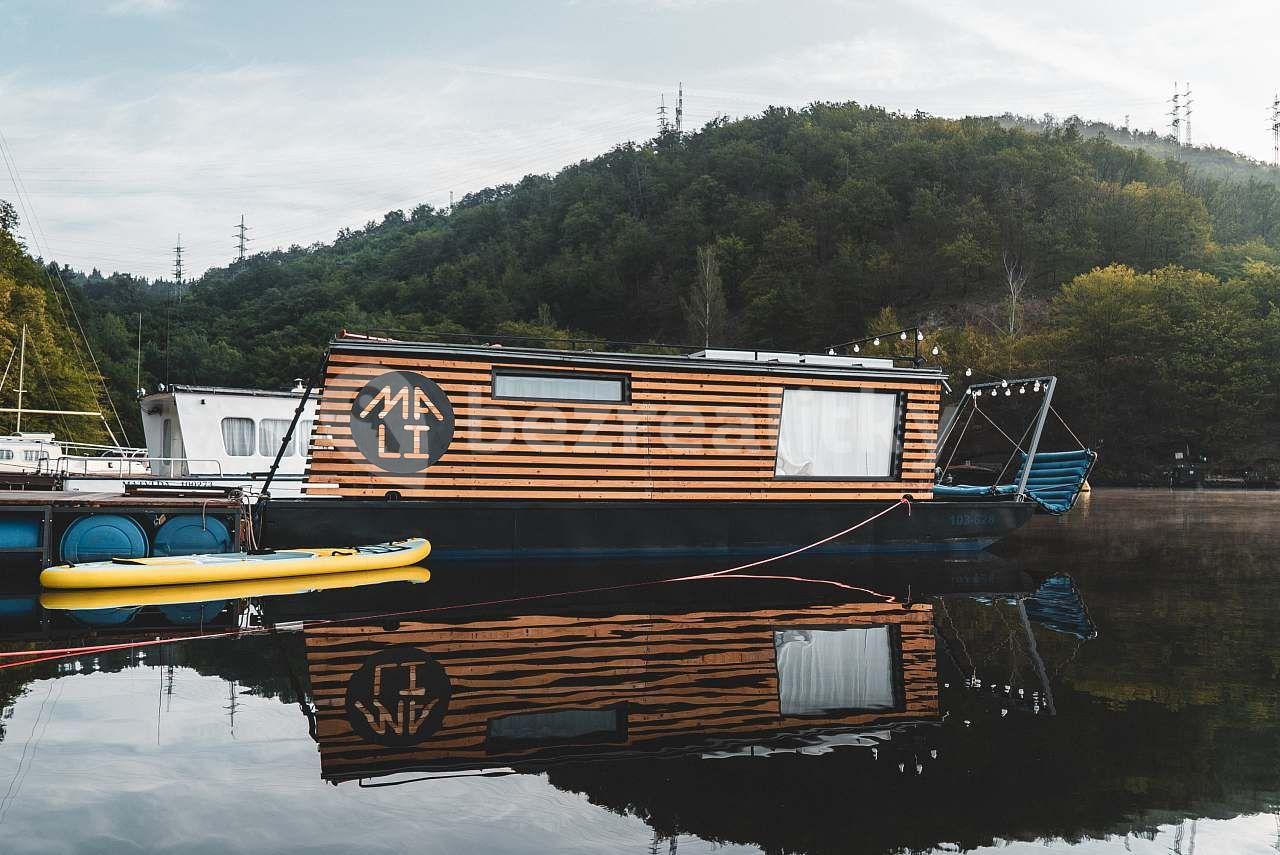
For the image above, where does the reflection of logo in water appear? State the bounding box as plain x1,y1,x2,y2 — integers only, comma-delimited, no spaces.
345,646,452,746
349,370,454,473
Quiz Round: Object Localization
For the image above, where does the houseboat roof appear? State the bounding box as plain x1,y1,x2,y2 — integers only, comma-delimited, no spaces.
331,334,947,383
142,384,307,400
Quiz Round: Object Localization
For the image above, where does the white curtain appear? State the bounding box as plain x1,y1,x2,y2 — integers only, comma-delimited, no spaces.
775,627,896,714
494,373,623,402
775,389,897,477
221,418,256,456
258,419,295,457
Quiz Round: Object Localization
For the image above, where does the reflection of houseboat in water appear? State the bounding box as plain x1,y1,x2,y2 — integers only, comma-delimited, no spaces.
262,331,1095,558
305,599,940,782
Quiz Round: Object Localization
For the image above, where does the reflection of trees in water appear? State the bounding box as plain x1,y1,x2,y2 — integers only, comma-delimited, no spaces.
0,634,310,745
545,585,1280,855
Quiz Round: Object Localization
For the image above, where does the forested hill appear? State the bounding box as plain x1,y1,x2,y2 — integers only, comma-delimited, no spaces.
6,101,1280,479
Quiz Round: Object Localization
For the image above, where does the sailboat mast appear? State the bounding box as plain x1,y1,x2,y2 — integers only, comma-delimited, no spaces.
15,325,25,434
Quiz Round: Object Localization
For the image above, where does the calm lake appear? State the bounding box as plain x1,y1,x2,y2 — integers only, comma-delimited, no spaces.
0,488,1277,854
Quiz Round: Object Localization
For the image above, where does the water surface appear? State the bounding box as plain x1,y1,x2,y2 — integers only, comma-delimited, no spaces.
0,488,1276,854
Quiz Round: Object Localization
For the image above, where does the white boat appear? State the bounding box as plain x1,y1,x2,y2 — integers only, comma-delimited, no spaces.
61,381,318,498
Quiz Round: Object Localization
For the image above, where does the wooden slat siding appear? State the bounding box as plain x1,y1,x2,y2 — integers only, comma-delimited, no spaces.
305,603,938,779
305,350,941,500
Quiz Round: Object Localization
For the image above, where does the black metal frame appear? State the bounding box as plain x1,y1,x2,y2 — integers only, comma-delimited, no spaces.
770,623,907,719
489,367,632,405
770,388,905,482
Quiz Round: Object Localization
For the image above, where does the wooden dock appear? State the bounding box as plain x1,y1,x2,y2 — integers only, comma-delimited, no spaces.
0,490,245,568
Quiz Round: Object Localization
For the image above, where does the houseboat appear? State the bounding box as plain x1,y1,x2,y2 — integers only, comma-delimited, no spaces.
259,331,1093,558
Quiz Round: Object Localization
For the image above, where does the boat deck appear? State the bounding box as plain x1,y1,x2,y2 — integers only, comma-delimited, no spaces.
0,491,243,510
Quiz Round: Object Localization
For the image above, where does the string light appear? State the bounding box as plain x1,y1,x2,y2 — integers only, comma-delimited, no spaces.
899,331,908,341
873,337,880,346
965,368,972,377
827,348,836,356
916,331,924,341
1033,380,1041,392
853,344,860,352
1000,379,1008,388
931,346,940,356
1004,387,1012,396
1019,385,1027,394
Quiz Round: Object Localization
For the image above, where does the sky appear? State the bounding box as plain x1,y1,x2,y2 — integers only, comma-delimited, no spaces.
3,0,1280,280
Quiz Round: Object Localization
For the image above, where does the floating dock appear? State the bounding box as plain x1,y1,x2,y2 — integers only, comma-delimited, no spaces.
0,490,246,569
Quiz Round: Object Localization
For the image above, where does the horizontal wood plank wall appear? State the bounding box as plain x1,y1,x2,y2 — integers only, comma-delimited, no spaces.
307,603,938,781
304,350,940,500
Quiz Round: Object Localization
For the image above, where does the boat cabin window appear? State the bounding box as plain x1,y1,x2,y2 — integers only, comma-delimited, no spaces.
774,389,901,478
221,417,256,456
774,627,898,715
0,449,12,460
258,419,295,457
492,370,628,403
22,449,49,462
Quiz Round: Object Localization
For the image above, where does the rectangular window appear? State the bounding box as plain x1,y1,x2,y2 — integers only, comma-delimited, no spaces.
486,705,627,750
220,417,256,456
22,450,48,462
258,419,295,457
493,371,627,403
774,627,898,715
774,389,900,478
0,450,12,460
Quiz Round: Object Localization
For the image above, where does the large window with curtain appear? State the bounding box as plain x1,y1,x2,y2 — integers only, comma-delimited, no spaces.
220,418,256,456
774,389,901,478
258,419,295,457
774,626,898,715
492,370,628,403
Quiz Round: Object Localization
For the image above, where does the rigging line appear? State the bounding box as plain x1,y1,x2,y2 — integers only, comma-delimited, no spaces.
1050,405,1087,450
0,128,130,445
29,346,76,442
0,679,54,826
936,597,975,673
0,341,14,397
994,418,1037,486
939,402,977,477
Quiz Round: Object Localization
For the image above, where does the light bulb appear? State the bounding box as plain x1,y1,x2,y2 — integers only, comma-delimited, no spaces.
1004,388,1011,396
873,337,880,346
900,331,908,341
965,368,972,377
917,331,924,341
931,346,940,356
853,344,860,353
827,348,836,355
1033,380,1041,392
1019,385,1026,394
1000,379,1008,388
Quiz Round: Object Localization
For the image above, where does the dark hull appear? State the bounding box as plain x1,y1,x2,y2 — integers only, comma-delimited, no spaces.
260,497,1036,560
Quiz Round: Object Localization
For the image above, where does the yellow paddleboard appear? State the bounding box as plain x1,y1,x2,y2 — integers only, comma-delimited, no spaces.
40,566,430,610
40,538,431,589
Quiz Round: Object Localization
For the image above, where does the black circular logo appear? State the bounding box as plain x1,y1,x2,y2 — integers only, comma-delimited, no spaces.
344,646,452,746
349,370,454,473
